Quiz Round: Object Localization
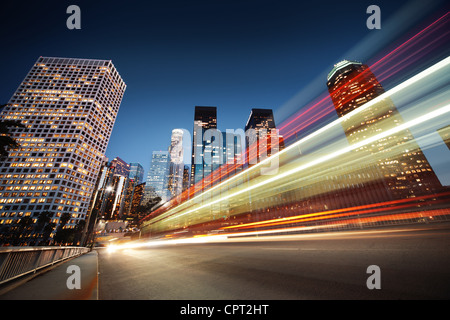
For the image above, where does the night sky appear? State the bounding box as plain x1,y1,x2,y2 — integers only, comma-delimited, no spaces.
0,0,447,178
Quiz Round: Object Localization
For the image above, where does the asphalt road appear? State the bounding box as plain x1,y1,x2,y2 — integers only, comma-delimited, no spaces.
97,224,450,300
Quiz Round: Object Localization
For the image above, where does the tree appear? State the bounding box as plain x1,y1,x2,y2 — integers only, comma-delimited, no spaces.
71,220,86,245
0,106,26,159
11,216,34,246
54,212,72,245
0,225,12,245
53,228,74,245
41,222,56,245
137,197,162,215
59,212,72,228
35,211,51,233
34,211,54,245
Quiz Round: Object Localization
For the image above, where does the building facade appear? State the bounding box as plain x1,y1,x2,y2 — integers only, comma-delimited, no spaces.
0,57,125,244
245,108,284,167
326,59,442,199
167,129,185,199
89,157,130,221
143,150,170,204
129,162,144,184
190,106,217,194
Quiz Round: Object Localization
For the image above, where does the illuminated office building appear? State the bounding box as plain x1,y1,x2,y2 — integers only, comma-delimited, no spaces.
245,108,284,167
191,106,217,193
143,151,171,203
121,162,144,217
130,182,145,219
129,162,144,184
327,60,442,199
168,129,184,198
219,130,244,181
0,57,125,243
182,165,190,192
190,106,244,195
91,157,130,220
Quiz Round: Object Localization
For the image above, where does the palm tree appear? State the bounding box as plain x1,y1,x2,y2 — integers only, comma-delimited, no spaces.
0,104,26,159
72,220,86,245
12,216,34,246
34,211,52,245
41,222,56,245
58,212,72,228
54,212,72,245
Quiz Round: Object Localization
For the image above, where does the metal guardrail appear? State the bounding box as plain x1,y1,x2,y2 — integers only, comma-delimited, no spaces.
0,246,90,285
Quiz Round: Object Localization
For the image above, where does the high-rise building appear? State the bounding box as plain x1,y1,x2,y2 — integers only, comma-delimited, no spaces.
143,151,170,203
245,108,284,166
129,163,144,184
219,130,244,181
182,165,190,192
327,60,442,199
130,182,146,220
90,157,130,220
0,57,125,244
191,106,217,193
121,163,144,217
167,129,184,198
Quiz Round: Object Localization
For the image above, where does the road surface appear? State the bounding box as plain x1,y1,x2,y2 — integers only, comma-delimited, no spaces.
97,224,450,300
1,224,449,301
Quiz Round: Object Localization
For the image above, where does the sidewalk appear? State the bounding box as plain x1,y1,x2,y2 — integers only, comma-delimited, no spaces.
0,250,98,300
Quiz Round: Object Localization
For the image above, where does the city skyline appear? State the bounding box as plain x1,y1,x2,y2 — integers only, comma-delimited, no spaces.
2,0,448,180
0,0,449,303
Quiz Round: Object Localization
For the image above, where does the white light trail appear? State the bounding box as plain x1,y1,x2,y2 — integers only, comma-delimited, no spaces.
155,57,450,223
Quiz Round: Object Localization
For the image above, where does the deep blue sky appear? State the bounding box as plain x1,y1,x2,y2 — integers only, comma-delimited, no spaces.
0,0,447,179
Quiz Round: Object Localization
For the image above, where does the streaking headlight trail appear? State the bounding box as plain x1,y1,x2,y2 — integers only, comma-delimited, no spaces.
140,56,450,239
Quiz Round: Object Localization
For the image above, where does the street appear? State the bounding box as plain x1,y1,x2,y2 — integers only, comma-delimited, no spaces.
97,223,450,300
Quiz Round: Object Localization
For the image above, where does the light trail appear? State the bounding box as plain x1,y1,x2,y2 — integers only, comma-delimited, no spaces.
220,191,450,230
278,12,449,140
144,40,449,225
147,67,447,228
140,56,450,237
169,99,448,221
138,12,450,241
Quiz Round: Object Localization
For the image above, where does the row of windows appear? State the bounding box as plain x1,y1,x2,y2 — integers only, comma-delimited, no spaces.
37,58,110,66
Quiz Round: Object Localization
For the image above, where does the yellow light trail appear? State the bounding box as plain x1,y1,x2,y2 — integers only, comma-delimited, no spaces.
141,56,450,236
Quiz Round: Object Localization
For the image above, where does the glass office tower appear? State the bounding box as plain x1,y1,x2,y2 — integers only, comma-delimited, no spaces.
144,151,171,203
129,163,144,184
168,129,184,199
190,106,217,194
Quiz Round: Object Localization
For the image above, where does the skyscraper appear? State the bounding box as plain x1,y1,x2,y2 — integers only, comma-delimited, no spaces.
191,106,217,193
182,165,190,192
0,57,125,244
167,129,184,198
129,163,144,184
143,151,170,203
245,108,284,167
130,182,146,220
122,163,144,217
327,60,442,199
220,130,244,180
92,157,130,220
